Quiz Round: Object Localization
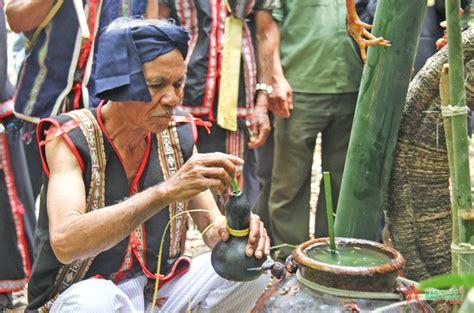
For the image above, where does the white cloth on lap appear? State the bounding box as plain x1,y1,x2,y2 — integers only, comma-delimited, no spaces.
50,252,270,312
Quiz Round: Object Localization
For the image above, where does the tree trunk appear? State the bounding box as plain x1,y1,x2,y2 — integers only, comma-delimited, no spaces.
385,27,474,282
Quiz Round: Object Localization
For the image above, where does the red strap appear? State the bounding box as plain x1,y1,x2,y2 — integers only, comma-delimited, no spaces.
92,274,104,279
171,115,212,143
0,98,14,120
69,0,100,111
130,245,191,287
0,131,32,279
72,82,82,110
39,119,80,146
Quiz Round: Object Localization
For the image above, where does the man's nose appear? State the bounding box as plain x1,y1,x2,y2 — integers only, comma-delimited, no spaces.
161,87,181,107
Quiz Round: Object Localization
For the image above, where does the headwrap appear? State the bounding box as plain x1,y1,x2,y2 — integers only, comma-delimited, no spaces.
94,22,189,102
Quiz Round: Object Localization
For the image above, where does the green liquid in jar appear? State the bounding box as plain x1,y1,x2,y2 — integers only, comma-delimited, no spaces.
306,244,391,267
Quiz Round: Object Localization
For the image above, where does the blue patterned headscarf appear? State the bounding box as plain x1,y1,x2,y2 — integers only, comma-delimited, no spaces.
94,20,189,102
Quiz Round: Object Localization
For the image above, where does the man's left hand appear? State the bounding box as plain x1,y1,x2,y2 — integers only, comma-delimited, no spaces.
203,213,270,259
247,94,271,149
245,213,271,259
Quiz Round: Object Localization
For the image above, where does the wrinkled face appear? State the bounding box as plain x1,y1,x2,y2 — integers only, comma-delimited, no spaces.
125,48,185,133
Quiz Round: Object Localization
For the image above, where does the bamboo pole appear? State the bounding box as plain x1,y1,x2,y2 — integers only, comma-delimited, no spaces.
441,64,463,281
334,0,428,239
440,64,460,275
445,0,474,277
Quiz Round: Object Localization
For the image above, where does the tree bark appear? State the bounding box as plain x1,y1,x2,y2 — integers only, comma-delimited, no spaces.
385,27,474,282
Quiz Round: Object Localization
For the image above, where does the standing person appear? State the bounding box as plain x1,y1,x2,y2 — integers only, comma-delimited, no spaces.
253,19,293,240
0,0,35,309
158,0,276,206
6,0,160,201
268,0,364,259
27,19,270,311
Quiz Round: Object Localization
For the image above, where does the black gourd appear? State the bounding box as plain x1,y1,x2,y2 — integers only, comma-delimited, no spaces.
211,192,265,281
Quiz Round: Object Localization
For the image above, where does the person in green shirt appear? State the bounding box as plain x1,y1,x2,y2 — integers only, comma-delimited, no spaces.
268,0,364,258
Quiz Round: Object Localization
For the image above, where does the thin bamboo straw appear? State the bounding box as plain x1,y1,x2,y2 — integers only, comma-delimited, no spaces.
323,172,336,252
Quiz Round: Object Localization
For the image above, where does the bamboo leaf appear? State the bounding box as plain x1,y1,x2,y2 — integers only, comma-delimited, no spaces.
418,273,474,290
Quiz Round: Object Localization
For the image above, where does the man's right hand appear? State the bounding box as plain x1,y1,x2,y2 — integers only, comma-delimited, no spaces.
269,76,293,118
163,152,244,202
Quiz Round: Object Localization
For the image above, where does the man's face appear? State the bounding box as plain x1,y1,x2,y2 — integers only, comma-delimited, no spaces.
126,48,185,133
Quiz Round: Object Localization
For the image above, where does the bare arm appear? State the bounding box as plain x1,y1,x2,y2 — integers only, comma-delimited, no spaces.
144,0,159,19
267,15,293,118
158,2,172,18
247,10,276,149
270,40,293,118
46,137,242,264
6,0,54,32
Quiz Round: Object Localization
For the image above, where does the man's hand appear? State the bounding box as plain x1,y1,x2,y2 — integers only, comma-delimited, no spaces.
163,152,244,201
247,94,271,149
245,213,271,259
203,213,270,259
249,9,276,149
201,214,228,248
269,76,293,118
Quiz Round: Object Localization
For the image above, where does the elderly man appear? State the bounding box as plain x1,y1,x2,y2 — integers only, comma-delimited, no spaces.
27,18,270,312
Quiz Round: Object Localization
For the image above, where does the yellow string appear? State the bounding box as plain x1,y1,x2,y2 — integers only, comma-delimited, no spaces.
270,243,296,251
201,222,215,237
150,209,214,312
187,296,192,313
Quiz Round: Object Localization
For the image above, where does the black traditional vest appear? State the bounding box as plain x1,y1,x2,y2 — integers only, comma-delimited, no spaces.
27,106,194,310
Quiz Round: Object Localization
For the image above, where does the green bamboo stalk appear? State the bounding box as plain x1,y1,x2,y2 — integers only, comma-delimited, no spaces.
334,0,428,239
446,0,474,247
323,172,336,252
445,0,474,278
231,178,240,194
440,65,460,275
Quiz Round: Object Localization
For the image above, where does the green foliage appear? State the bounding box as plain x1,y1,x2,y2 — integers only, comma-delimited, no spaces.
418,273,474,291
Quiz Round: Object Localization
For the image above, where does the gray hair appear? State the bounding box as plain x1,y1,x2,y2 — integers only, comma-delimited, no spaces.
105,17,176,32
